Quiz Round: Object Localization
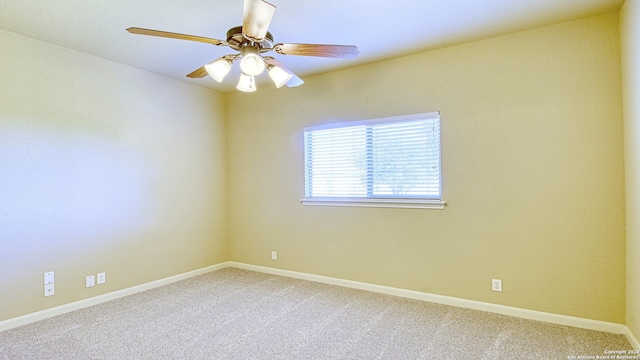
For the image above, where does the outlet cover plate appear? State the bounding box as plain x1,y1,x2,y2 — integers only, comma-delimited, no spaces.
492,279,502,292
44,283,54,297
97,272,106,285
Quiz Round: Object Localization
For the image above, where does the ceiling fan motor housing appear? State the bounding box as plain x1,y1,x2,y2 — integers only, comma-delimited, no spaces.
226,26,274,52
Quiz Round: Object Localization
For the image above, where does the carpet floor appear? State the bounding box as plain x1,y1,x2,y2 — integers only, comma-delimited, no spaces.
0,267,633,359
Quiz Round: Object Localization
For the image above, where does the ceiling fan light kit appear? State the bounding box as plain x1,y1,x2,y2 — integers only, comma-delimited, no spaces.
236,74,257,92
127,0,359,92
268,64,293,88
204,58,233,82
239,45,266,76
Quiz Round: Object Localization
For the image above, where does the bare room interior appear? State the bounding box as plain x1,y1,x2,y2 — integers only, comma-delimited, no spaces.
1,0,639,358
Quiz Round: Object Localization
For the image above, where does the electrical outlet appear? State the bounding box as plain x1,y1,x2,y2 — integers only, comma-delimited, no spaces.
97,272,106,285
271,251,277,260
492,279,502,292
44,284,54,297
86,275,95,288
44,271,55,297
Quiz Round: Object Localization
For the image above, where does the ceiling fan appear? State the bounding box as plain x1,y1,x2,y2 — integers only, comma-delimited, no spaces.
127,0,359,92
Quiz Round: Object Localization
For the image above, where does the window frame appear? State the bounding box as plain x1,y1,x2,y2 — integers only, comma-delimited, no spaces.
301,112,445,209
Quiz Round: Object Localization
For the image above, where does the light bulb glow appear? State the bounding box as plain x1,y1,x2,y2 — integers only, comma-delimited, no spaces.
204,59,232,82
236,74,257,92
240,53,265,76
239,46,265,76
268,65,293,88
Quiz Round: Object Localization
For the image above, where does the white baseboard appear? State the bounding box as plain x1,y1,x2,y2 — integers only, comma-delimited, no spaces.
625,326,640,350
1,260,631,341
0,262,230,332
229,262,627,335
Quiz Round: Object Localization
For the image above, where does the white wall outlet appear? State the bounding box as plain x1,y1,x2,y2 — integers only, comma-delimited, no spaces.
97,272,106,285
492,278,502,292
44,283,55,297
271,251,277,260
44,271,54,285
86,275,95,288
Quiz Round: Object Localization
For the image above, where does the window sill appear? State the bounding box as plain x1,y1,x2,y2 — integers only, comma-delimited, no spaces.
300,198,446,209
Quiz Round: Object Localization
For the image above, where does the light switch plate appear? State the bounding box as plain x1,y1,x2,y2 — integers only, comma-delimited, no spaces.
44,271,54,285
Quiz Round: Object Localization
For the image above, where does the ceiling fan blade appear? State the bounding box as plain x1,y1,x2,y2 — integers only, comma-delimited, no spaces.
126,27,225,46
274,43,359,59
264,57,304,87
242,0,276,41
186,66,208,79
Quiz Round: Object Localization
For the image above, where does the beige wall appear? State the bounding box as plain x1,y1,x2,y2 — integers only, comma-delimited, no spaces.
0,10,629,329
0,29,228,321
622,0,640,342
227,14,626,323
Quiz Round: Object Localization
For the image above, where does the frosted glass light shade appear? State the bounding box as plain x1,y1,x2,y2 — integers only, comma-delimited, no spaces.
205,59,232,82
268,65,293,88
240,53,265,76
236,74,257,92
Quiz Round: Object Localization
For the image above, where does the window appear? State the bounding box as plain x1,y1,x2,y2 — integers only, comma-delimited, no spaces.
302,112,444,209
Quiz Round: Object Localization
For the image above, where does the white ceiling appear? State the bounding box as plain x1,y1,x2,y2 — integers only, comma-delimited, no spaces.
0,0,624,93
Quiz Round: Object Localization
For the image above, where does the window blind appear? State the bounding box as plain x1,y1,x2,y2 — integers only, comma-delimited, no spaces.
304,112,441,200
